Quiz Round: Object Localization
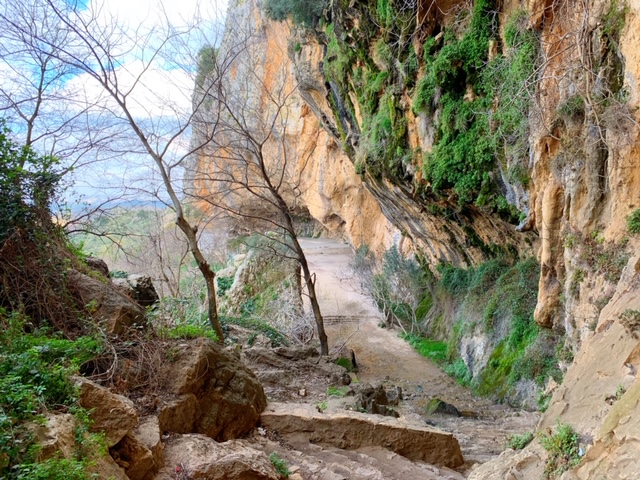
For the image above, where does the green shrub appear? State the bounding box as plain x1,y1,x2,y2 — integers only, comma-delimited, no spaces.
537,391,551,412
626,209,640,233
443,358,472,386
324,24,353,84
506,432,534,450
14,458,88,480
195,46,216,89
507,432,534,450
159,323,218,342
412,74,436,114
403,335,447,362
216,276,234,297
540,423,581,478
373,38,392,69
269,452,290,478
0,123,61,244
557,94,585,120
335,356,356,371
376,0,394,27
221,316,288,347
436,257,543,398
327,386,349,397
620,309,640,333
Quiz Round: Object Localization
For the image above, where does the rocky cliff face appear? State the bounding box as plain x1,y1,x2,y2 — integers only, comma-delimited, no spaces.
194,0,640,476
190,0,400,254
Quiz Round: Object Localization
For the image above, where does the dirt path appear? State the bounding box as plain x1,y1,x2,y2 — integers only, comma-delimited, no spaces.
300,238,539,469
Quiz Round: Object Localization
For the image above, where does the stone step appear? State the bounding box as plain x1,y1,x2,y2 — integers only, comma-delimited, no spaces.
260,402,464,469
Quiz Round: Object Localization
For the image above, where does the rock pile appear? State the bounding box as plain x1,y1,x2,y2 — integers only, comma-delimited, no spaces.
352,383,402,417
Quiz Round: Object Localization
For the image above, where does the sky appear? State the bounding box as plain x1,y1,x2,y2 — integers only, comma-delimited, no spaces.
0,0,229,210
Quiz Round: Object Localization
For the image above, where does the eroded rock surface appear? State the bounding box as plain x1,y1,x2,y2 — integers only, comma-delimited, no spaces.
242,346,348,402
260,402,464,468
467,442,546,480
160,338,267,440
155,434,279,480
75,376,138,447
28,413,128,480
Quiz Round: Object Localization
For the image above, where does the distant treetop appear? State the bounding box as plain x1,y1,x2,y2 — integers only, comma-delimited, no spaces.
263,0,326,27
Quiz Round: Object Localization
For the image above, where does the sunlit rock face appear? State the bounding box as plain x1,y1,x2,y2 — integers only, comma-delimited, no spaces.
189,0,399,255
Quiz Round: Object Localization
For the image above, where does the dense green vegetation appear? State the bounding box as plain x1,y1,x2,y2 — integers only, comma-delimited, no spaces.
0,126,110,478
439,257,562,399
0,304,106,478
352,245,427,332
269,451,290,478
506,431,534,450
627,208,640,233
320,1,539,221
195,46,217,89
354,240,558,403
0,124,60,244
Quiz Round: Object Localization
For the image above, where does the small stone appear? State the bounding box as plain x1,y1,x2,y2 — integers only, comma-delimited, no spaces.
298,388,307,397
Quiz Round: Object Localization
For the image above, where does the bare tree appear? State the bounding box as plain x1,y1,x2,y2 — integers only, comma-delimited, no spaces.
0,0,128,173
0,0,257,342
189,18,330,354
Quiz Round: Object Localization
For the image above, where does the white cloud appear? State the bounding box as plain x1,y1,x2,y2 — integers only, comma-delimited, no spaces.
1,0,230,205
63,60,195,121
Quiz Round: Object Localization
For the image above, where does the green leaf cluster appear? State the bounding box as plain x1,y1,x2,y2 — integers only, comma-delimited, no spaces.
0,123,61,245
506,431,534,450
626,208,640,233
269,451,290,478
421,257,549,399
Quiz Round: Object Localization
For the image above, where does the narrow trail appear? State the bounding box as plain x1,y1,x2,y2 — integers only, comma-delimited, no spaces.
301,238,539,469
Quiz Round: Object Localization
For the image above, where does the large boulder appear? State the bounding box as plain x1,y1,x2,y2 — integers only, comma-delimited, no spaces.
158,394,197,434
75,376,138,447
569,379,640,479
155,434,279,480
113,274,159,308
70,270,146,334
159,338,267,440
260,403,464,468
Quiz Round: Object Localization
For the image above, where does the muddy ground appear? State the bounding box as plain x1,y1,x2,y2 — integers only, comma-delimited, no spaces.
239,238,539,477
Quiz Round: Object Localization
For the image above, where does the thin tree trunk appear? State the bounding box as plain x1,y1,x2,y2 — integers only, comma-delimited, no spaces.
301,257,329,356
175,217,224,344
288,232,328,355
